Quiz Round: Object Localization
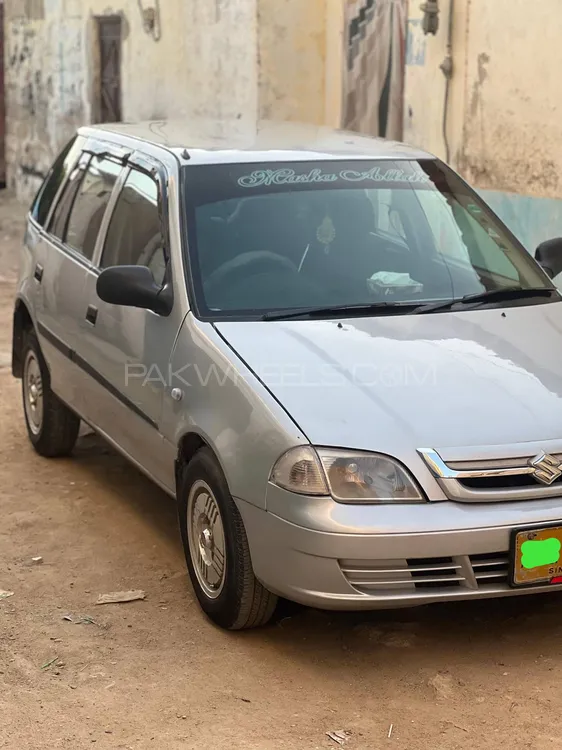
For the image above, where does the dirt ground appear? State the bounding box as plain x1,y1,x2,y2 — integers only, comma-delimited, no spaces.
2,193,562,750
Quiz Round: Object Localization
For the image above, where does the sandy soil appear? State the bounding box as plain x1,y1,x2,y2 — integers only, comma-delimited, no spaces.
1,193,562,749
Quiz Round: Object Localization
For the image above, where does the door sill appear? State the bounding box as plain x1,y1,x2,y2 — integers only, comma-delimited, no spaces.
78,416,176,499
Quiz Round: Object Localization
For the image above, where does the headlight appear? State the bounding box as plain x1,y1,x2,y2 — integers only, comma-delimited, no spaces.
270,447,425,503
317,449,424,503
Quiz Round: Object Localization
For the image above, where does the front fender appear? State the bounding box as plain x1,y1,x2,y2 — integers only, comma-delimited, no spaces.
162,315,309,509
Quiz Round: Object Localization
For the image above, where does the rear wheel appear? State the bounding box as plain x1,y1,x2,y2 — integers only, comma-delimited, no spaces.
21,329,80,457
178,448,278,630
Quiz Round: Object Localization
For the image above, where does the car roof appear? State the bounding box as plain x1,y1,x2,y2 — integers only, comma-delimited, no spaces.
79,119,435,165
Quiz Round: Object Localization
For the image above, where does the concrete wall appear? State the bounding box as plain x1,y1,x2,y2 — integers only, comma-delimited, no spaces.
5,0,260,200
404,0,562,250
6,1,87,197
257,0,327,124
120,0,258,124
5,0,344,201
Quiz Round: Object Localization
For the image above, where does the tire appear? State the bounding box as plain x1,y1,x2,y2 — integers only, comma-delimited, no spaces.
178,448,278,630
21,328,80,458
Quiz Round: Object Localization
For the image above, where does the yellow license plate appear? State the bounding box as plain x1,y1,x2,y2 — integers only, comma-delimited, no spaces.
511,525,562,587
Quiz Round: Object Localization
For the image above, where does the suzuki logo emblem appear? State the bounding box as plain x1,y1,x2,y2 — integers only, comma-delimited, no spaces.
529,452,562,485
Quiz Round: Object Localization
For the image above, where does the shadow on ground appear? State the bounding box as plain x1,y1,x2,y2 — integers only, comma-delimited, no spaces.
71,429,562,668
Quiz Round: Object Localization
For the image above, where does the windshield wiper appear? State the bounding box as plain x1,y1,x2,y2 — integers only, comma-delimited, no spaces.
263,301,422,321
414,287,559,315
262,288,559,321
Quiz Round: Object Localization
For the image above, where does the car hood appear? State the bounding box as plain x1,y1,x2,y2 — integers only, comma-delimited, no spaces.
215,303,562,456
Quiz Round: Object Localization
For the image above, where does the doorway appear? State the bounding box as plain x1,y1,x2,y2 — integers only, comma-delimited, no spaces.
96,15,123,123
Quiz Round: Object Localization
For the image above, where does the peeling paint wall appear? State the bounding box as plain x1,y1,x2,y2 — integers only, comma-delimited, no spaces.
6,1,86,197
113,0,258,124
460,0,562,201
7,0,340,201
5,0,259,201
5,0,348,202
404,0,562,249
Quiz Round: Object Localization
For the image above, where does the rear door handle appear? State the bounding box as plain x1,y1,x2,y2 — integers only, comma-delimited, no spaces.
85,305,98,325
34,264,43,283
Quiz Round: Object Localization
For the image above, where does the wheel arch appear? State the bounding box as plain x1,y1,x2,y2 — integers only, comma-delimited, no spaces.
175,431,226,492
12,298,34,378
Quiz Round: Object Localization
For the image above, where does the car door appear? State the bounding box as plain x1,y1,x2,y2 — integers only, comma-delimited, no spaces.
77,156,180,492
33,141,121,416
25,136,84,407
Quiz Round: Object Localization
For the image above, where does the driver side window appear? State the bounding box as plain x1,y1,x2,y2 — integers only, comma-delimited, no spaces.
101,169,167,286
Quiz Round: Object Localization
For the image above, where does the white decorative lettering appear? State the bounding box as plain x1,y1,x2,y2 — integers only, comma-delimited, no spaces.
238,168,338,188
238,166,431,188
340,166,431,184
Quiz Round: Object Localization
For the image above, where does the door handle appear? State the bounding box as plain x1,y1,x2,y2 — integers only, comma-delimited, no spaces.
85,305,98,325
34,264,43,283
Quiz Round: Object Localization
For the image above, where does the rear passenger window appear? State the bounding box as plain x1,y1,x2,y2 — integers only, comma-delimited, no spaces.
49,153,91,241
31,136,81,227
64,156,122,260
101,169,166,286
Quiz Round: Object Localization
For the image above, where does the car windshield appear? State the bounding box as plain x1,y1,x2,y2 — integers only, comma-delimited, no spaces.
182,159,554,319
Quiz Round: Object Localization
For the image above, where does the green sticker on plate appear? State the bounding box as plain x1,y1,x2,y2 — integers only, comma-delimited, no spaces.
521,538,561,570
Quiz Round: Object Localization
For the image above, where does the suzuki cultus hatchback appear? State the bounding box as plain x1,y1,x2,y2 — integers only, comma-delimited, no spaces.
12,120,562,629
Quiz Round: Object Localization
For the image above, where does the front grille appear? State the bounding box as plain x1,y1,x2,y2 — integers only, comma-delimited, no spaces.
340,552,509,596
459,474,562,491
448,454,562,472
419,447,562,502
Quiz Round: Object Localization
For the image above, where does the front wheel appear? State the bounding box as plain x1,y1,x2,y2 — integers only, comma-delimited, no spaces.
21,329,80,457
178,448,278,630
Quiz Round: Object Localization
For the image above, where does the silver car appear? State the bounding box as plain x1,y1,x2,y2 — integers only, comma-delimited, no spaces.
12,120,562,629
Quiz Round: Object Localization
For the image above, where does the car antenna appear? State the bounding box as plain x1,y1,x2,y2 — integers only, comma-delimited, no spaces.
181,148,191,160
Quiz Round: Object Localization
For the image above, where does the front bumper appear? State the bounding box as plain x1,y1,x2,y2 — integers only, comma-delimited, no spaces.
235,485,562,610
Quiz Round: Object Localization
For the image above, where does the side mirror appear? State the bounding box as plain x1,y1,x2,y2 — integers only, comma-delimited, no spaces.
535,238,562,279
96,265,173,316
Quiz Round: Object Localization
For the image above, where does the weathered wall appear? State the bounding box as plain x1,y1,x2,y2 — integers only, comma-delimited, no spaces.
5,0,416,202
5,0,258,201
404,0,562,250
257,0,411,138
6,0,87,196
257,0,328,125
460,0,562,201
7,0,349,200
404,0,464,164
258,0,346,127
115,0,258,124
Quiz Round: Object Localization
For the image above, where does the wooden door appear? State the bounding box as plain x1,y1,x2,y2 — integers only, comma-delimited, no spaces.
97,16,122,123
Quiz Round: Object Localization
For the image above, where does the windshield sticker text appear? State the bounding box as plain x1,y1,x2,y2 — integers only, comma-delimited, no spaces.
238,168,338,188
340,167,431,185
238,167,431,188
